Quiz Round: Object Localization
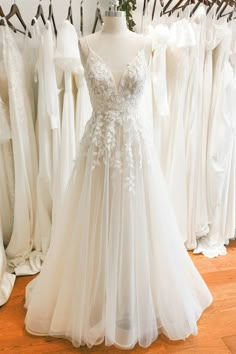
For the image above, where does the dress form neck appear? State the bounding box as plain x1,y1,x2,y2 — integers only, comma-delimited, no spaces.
102,15,129,34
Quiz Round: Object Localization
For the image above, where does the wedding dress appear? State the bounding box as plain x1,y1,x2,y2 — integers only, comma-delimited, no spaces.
196,24,233,257
149,24,170,158
34,20,61,255
199,21,220,238
25,37,212,349
0,58,16,306
0,60,14,247
1,23,40,275
54,20,83,208
162,19,196,243
191,7,209,239
184,11,205,249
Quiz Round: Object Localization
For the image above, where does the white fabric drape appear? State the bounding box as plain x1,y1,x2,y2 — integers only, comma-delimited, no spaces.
149,7,236,257
1,24,42,276
34,21,61,255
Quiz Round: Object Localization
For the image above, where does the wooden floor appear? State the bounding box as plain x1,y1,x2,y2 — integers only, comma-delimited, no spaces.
1,241,236,354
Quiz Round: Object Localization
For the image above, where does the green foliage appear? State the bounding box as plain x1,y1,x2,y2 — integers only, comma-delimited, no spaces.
119,0,137,32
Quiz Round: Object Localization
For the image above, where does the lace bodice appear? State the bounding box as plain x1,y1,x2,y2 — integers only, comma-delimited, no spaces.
79,39,152,193
84,46,147,114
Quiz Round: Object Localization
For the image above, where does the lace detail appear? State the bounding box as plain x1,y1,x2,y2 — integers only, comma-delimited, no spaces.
84,49,147,112
79,46,152,193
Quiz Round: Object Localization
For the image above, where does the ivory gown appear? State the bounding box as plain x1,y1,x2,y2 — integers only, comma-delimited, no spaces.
25,36,212,349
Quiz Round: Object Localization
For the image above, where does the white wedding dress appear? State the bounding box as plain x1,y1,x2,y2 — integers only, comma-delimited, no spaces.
25,37,212,349
34,21,61,255
54,20,83,208
0,59,16,306
1,23,40,275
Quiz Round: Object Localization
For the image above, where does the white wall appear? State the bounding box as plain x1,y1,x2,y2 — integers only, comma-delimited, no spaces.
1,0,145,35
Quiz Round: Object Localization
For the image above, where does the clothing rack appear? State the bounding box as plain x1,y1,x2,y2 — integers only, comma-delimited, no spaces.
151,0,236,20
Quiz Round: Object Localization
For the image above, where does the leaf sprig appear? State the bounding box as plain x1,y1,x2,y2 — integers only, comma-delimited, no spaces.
119,0,137,32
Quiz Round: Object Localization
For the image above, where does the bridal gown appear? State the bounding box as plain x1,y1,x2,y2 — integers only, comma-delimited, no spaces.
163,19,196,243
191,7,209,240
34,20,61,255
1,23,40,275
0,61,14,247
150,24,170,158
54,20,83,208
184,12,205,249
25,37,212,349
196,24,233,257
204,32,236,252
0,60,16,306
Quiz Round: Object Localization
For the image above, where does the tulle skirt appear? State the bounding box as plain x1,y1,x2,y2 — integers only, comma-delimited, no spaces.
25,112,212,349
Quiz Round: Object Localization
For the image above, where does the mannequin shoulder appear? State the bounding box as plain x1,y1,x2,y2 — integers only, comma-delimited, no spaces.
129,32,152,62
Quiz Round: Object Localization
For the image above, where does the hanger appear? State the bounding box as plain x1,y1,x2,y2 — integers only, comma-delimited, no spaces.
141,0,149,31
6,0,31,37
217,0,235,19
227,0,236,20
152,0,157,19
67,0,73,24
32,0,46,26
0,5,5,18
210,0,229,16
152,0,164,20
0,5,5,26
160,0,177,16
92,1,104,33
160,0,192,17
143,0,153,17
80,0,84,36
189,0,210,17
206,0,218,14
169,0,194,16
48,0,57,36
182,0,195,15
217,1,229,19
215,0,226,15
0,5,18,32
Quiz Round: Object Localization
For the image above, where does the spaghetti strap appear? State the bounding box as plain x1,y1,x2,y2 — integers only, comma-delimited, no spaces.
85,36,91,51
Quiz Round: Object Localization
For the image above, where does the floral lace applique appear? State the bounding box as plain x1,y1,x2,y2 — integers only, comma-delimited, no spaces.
79,46,152,193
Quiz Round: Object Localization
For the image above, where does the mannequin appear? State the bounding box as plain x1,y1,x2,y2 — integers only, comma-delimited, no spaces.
79,12,152,86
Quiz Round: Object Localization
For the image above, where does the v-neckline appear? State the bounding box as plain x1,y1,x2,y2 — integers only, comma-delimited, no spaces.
86,45,146,92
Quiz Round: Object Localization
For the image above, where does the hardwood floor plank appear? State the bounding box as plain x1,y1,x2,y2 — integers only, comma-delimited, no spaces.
222,335,236,354
1,241,236,353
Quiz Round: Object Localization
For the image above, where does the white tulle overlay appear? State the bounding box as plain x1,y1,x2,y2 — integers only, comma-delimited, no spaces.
25,38,212,349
